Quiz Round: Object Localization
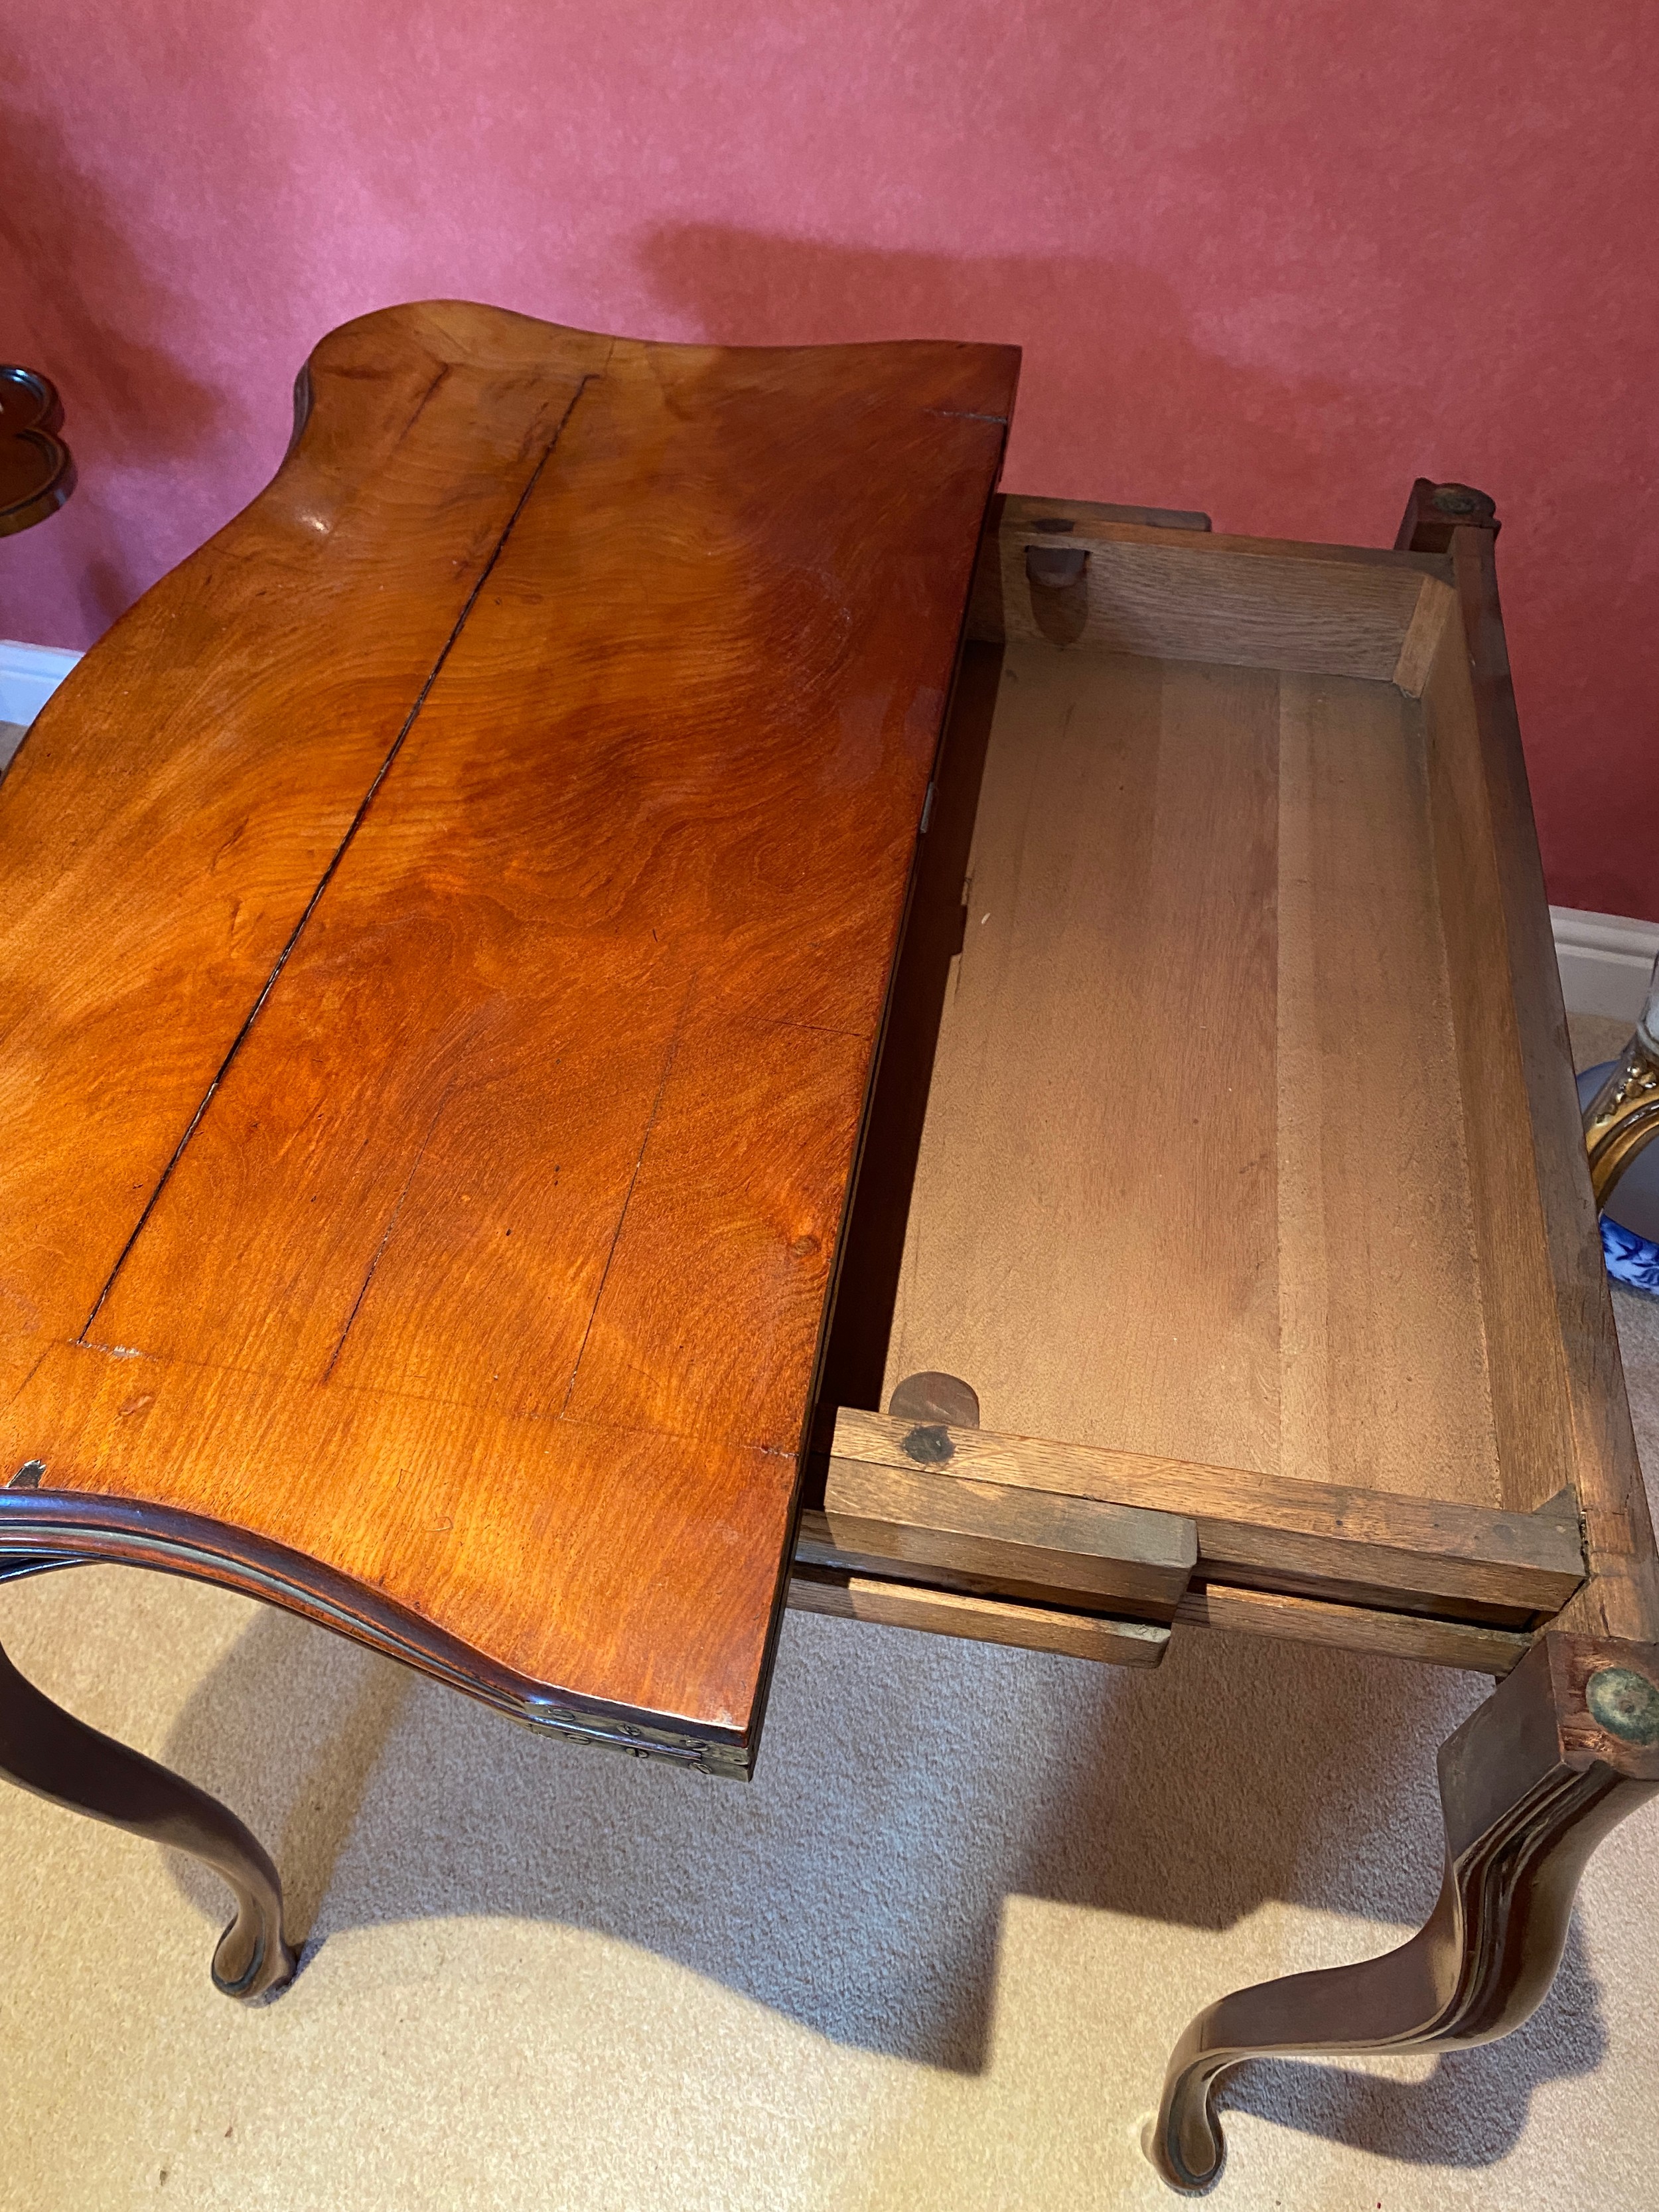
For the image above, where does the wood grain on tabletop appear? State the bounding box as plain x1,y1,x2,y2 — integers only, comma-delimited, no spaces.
0,301,1018,1754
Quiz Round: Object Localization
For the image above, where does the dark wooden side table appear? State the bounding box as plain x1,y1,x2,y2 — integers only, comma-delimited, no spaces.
1,305,1655,2194
0,366,74,537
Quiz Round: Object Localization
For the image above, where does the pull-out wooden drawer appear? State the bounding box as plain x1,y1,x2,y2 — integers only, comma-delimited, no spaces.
796,489,1654,1680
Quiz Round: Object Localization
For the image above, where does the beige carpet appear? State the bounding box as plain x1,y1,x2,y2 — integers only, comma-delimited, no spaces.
3,1014,1656,2212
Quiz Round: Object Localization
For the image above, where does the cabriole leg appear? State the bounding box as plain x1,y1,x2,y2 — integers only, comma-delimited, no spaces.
1148,1633,1659,2193
0,1632,296,1999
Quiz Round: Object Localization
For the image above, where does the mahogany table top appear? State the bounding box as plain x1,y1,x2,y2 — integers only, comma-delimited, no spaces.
0,301,1017,1771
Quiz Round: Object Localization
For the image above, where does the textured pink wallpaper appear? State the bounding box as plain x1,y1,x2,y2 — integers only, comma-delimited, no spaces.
2,1,1655,913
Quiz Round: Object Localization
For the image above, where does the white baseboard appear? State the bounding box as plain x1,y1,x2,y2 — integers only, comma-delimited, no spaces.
3,638,1654,1026
1550,906,1659,1025
0,638,82,727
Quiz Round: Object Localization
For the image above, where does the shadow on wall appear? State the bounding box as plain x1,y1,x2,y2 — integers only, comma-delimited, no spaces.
155,1599,1608,2169
638,222,1369,532
0,207,1382,642
0,40,224,635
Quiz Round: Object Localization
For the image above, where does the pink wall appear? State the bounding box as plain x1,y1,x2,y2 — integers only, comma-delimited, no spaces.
3,1,1656,915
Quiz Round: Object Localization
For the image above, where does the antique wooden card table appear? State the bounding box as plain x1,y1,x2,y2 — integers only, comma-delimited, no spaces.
3,303,1658,2193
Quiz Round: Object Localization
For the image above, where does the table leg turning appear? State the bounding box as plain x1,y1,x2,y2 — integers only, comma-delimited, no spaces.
0,1631,296,1999
1147,1633,1659,2191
